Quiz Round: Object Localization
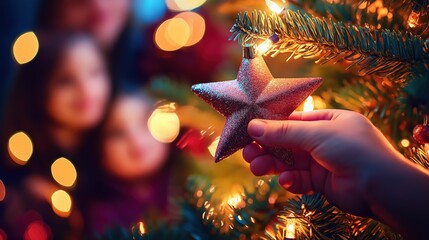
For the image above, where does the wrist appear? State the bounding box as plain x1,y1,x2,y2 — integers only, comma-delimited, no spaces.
358,152,405,215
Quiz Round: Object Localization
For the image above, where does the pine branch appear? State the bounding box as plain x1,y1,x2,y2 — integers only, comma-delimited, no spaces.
229,10,429,81
182,175,286,239
406,146,429,169
263,193,401,239
326,78,405,145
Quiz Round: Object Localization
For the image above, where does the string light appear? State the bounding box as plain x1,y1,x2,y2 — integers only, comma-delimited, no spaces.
256,0,285,55
51,190,72,218
265,0,284,15
12,31,39,64
285,214,296,239
8,132,33,165
303,96,314,112
51,157,77,187
256,34,279,55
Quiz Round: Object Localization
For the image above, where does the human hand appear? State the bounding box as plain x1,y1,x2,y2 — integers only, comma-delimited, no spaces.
243,109,406,217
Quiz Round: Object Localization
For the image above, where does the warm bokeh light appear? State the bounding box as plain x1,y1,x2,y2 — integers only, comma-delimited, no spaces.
138,222,146,235
303,96,314,112
285,214,296,239
148,103,180,143
51,157,77,187
400,139,410,148
0,180,6,202
265,0,284,14
12,31,39,64
51,190,72,218
166,0,206,11
408,11,420,28
226,194,244,208
24,221,51,240
176,12,206,47
208,136,220,157
8,132,33,165
155,18,190,51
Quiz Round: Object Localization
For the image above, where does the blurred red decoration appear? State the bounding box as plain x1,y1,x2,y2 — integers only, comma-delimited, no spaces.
24,220,51,240
177,128,213,155
413,117,429,144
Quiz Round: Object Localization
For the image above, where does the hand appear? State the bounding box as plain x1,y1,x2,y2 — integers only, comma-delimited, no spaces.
243,110,429,239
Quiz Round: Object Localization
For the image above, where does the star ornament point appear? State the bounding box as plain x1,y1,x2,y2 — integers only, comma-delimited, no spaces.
192,55,322,163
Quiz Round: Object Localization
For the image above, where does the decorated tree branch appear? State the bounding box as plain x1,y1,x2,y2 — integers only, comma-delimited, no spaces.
229,9,429,81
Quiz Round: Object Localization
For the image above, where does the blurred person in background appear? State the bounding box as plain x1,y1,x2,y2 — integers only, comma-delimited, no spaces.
38,0,144,85
2,32,111,239
84,90,180,235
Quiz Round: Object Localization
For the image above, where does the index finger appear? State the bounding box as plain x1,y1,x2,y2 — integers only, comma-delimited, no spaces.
288,109,345,121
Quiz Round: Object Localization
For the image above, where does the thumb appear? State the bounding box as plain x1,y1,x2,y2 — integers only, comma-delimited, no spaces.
247,119,328,152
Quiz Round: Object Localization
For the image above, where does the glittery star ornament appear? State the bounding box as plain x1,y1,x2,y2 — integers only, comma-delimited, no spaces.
192,47,322,164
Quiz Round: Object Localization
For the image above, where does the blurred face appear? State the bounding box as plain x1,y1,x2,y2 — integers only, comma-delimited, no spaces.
55,0,131,48
46,40,110,131
102,96,169,180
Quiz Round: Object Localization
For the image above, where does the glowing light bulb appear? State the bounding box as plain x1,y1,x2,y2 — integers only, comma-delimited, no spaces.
51,157,77,187
13,31,39,64
265,0,284,14
256,34,279,55
408,11,420,28
148,103,180,143
285,214,296,239
400,139,410,148
138,222,146,235
256,39,273,55
8,132,33,165
51,190,72,218
303,96,314,112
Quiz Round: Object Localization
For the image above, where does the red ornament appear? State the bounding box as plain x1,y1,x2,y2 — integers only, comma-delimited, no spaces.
413,117,429,144
192,47,322,163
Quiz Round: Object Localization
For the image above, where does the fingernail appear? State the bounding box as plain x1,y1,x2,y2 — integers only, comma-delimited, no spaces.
248,120,265,137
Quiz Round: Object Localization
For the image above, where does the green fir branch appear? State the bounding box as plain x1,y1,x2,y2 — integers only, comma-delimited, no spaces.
229,10,429,81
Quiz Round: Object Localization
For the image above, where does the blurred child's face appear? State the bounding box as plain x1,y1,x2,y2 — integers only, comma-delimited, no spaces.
56,0,131,48
102,96,169,180
46,40,110,131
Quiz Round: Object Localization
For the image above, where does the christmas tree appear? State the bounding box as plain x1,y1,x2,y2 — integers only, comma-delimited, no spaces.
101,0,429,239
